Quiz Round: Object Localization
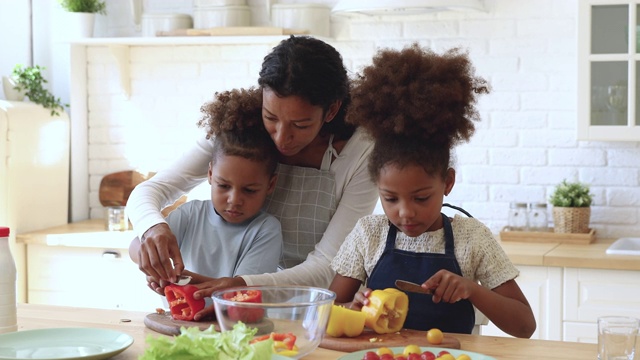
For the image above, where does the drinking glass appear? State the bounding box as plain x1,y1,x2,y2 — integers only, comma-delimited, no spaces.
598,316,639,360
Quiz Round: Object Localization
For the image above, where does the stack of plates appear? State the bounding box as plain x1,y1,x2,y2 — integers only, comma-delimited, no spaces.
193,0,251,29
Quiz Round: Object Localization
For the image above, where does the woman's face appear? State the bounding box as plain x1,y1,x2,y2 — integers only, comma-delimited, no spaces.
261,87,333,157
378,164,454,237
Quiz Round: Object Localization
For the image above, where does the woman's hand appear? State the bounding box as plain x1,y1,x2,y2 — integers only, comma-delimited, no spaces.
422,269,477,304
146,275,170,296
191,277,247,321
137,223,184,283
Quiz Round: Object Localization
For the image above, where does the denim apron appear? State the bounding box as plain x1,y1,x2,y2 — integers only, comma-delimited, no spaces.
367,213,475,333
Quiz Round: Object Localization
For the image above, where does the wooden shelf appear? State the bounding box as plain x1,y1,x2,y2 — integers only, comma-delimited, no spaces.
500,227,596,245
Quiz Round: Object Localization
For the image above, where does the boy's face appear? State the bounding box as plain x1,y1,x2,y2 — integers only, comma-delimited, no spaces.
378,164,454,237
208,154,276,224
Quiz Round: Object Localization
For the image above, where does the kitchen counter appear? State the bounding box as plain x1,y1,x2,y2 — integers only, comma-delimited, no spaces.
16,219,640,271
15,303,599,360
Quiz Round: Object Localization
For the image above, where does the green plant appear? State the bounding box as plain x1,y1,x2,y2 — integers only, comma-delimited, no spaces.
59,0,106,14
549,180,593,207
11,65,67,117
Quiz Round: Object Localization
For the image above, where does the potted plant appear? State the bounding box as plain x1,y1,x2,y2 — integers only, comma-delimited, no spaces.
9,65,67,117
58,0,106,38
549,179,593,234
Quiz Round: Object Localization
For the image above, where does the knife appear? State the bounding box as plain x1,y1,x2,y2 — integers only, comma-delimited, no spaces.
395,279,433,295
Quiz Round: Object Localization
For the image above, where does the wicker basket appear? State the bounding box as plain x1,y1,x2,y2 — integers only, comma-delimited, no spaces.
552,207,591,234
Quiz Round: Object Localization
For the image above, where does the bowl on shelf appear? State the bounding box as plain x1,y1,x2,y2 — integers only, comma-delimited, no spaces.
212,286,335,359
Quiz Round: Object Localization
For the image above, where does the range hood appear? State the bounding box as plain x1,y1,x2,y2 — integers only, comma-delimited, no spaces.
332,0,485,16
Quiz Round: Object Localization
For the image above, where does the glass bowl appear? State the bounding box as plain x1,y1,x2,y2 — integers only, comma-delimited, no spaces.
212,286,335,359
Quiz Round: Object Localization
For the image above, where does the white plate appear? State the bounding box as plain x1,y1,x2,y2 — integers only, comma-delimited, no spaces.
337,346,496,360
0,328,133,360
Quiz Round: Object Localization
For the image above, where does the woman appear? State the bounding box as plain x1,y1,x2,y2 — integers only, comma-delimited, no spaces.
126,36,378,317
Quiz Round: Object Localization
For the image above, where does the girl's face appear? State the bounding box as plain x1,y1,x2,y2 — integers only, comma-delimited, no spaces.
208,154,276,224
262,87,339,157
378,163,455,237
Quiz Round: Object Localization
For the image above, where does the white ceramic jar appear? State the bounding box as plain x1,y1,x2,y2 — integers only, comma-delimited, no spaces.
193,5,251,29
270,3,331,37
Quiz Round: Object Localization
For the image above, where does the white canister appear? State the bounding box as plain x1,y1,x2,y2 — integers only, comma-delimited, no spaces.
142,13,193,37
0,227,17,334
270,3,331,37
193,5,251,29
194,0,246,6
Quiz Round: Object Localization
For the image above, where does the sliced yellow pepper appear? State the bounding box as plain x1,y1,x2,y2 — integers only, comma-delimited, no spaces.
361,288,409,334
326,304,366,337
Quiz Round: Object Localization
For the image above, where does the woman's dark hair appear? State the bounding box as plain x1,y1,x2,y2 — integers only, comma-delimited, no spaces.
347,44,490,182
197,87,278,176
258,35,355,140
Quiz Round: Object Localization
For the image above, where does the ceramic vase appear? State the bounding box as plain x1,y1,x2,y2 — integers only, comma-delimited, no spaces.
2,76,26,101
64,12,96,39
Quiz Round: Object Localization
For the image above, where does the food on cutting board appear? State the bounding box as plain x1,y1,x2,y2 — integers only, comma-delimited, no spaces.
164,284,205,321
326,304,367,337
223,289,265,323
361,288,409,334
426,328,444,345
361,346,471,360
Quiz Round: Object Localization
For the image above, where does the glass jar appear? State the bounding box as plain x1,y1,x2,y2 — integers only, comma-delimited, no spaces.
508,202,529,231
528,203,549,232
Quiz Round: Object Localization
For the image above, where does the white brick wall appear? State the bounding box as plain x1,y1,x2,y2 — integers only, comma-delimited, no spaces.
82,0,640,238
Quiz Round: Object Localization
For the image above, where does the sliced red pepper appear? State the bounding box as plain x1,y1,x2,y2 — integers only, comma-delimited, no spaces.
164,284,205,321
251,332,297,351
223,289,264,323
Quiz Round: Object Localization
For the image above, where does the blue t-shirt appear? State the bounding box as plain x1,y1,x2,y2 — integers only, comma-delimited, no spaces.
166,200,283,278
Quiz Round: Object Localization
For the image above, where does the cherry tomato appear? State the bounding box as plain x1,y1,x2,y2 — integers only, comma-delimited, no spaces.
403,345,422,356
394,356,407,360
407,354,422,360
426,328,444,345
377,347,394,356
380,354,395,360
439,354,455,360
437,350,450,357
456,355,472,360
421,351,436,360
363,351,381,360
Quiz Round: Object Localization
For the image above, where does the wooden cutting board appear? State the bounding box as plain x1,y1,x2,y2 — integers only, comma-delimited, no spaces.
144,312,220,336
319,329,460,353
99,170,154,207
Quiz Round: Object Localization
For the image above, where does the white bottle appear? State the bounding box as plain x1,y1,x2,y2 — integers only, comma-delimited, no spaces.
0,227,17,333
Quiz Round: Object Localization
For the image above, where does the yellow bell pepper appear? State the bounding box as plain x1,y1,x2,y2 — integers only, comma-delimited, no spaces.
361,288,409,334
326,305,366,337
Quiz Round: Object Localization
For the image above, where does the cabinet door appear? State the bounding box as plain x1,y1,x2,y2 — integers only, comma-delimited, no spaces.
578,1,640,141
480,265,562,340
27,244,163,311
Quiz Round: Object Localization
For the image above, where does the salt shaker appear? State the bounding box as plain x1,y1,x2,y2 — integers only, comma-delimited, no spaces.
508,202,529,231
528,203,549,232
0,227,17,333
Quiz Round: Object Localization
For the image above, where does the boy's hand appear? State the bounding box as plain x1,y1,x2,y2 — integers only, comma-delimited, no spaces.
146,275,170,295
138,223,184,283
423,269,474,304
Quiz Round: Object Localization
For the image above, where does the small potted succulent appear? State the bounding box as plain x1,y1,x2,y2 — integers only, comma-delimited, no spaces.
58,0,106,38
9,64,67,117
549,180,593,234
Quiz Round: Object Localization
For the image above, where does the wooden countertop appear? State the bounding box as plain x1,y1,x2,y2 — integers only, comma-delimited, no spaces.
16,219,640,271
15,303,599,360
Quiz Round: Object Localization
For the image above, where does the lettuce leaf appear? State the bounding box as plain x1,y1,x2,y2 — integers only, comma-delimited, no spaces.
139,322,274,360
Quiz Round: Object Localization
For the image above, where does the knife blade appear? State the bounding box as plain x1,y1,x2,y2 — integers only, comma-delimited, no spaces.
395,279,433,295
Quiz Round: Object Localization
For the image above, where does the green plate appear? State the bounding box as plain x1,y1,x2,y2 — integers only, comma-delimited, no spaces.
337,346,496,360
0,328,133,360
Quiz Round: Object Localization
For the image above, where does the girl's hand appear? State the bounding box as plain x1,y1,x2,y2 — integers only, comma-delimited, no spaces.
423,269,475,304
348,288,372,311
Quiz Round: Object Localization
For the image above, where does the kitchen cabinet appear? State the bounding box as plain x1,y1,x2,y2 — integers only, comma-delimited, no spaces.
27,244,163,311
563,267,640,343
480,265,563,340
578,1,640,141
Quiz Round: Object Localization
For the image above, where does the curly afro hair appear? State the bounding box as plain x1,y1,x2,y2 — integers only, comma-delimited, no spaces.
347,44,490,182
197,87,278,176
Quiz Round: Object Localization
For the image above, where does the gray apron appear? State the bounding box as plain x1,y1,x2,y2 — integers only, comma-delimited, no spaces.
263,135,338,269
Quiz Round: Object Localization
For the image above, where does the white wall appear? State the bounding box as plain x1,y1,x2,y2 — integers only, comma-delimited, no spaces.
6,0,640,238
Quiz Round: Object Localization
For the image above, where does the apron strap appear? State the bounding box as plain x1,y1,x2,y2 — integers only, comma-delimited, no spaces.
443,203,474,218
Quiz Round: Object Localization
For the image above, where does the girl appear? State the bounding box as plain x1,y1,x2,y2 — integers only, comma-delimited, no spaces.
328,44,536,338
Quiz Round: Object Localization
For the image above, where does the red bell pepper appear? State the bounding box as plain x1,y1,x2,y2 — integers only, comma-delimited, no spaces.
223,289,264,323
164,284,205,321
